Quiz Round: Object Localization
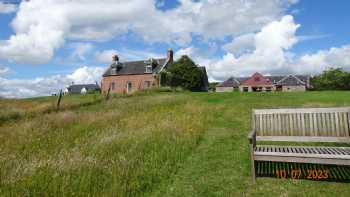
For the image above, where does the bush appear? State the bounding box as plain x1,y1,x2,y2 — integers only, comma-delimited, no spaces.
311,68,350,90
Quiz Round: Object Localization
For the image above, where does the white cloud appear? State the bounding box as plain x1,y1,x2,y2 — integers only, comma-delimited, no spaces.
208,15,300,80
175,46,211,67
116,49,164,61
0,2,17,14
0,0,67,64
95,49,118,63
296,45,350,74
96,48,165,64
223,33,255,55
0,0,294,64
0,66,10,76
69,42,94,61
175,47,197,60
206,15,350,81
0,66,104,98
67,66,104,84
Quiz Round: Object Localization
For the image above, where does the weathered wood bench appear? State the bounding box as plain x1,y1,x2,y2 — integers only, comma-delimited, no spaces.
248,107,350,182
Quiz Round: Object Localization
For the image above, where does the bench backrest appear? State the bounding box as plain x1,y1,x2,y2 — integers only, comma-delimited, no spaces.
252,107,350,143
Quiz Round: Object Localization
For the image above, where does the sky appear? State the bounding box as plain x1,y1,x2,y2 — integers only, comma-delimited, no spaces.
0,0,350,98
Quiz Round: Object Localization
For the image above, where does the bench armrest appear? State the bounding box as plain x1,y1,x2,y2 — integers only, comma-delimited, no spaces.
248,129,256,146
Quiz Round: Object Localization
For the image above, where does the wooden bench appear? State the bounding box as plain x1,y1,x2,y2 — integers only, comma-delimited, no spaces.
248,107,350,182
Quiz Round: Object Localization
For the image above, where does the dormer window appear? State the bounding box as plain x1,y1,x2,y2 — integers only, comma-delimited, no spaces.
254,77,260,81
145,64,152,73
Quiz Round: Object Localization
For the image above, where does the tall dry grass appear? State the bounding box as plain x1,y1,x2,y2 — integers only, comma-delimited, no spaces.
0,92,210,196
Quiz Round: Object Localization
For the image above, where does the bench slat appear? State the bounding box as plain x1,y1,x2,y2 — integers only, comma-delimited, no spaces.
254,155,350,166
256,136,350,143
254,107,350,114
254,145,350,159
255,151,350,159
335,112,340,136
254,108,350,139
343,112,349,137
348,111,350,136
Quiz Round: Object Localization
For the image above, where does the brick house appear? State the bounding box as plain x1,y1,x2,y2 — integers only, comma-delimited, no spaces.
101,49,174,94
216,72,310,92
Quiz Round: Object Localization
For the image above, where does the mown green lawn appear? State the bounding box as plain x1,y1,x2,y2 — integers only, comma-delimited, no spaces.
0,91,350,196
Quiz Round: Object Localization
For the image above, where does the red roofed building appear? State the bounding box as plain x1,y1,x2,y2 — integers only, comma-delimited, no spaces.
239,72,275,92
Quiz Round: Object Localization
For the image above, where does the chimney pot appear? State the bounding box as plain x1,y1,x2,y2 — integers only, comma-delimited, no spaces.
112,54,119,63
167,48,173,64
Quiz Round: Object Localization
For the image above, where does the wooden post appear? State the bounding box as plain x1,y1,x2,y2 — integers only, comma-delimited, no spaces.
248,129,256,183
138,81,142,90
105,83,111,100
56,89,63,110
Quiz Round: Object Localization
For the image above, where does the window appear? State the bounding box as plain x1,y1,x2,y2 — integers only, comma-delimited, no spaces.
111,82,116,90
243,87,249,92
144,81,151,88
254,77,260,82
145,65,152,73
266,87,272,92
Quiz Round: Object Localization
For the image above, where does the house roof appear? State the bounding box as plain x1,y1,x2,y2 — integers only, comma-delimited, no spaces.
217,74,310,87
240,72,273,86
266,75,309,86
276,75,306,86
67,84,100,94
103,58,167,77
217,77,240,87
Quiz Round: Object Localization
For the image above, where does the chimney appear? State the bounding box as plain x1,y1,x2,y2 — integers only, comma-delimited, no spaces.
112,54,119,64
167,48,173,64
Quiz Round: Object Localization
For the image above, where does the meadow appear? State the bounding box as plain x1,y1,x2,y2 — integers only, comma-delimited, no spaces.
0,91,350,196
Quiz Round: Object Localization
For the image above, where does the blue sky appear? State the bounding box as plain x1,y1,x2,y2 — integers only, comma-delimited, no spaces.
0,0,350,98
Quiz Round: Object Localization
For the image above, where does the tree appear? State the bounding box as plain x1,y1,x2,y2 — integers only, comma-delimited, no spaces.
311,68,350,90
165,55,206,91
209,82,219,92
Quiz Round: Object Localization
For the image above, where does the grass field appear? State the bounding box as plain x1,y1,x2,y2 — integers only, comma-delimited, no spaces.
1,91,350,196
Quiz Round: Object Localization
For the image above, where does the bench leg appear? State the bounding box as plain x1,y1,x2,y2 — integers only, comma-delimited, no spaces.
251,160,256,183
250,145,256,183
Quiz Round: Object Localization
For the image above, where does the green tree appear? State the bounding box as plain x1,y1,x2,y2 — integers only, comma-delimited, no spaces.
209,82,219,92
311,68,350,90
166,55,206,91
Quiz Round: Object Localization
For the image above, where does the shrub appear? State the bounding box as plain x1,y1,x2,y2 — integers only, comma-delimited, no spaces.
311,68,350,90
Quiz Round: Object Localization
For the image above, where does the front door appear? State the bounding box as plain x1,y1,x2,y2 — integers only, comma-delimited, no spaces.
127,82,132,93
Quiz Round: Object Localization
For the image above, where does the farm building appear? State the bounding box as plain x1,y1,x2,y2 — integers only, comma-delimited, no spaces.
65,83,100,94
101,49,209,94
216,72,310,92
215,77,240,92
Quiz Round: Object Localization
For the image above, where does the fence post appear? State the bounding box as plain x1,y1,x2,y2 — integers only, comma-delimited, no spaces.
57,89,63,110
105,84,111,100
